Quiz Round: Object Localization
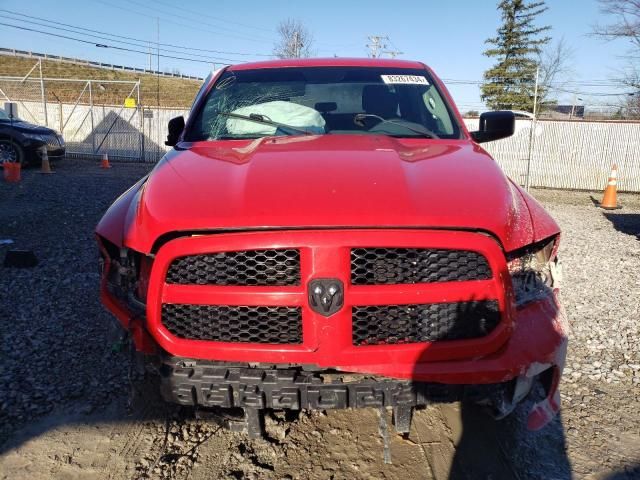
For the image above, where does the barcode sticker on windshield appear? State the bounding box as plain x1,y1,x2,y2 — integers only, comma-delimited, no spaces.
381,75,429,85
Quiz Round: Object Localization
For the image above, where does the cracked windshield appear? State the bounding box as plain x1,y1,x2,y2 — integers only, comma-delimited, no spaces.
186,67,460,141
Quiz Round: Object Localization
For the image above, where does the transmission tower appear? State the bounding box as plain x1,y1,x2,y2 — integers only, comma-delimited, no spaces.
366,35,388,58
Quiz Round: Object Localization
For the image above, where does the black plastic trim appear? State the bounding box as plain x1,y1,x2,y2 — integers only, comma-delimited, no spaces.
158,359,516,411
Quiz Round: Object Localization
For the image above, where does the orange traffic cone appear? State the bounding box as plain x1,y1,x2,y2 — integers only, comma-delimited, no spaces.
600,164,620,210
3,162,21,182
38,147,54,174
101,153,111,169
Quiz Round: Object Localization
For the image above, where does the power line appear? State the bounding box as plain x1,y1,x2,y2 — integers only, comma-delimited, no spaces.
0,21,231,65
142,0,274,33
383,49,403,58
367,35,403,59
0,14,243,63
125,0,274,42
548,86,636,97
96,0,274,44
443,78,635,96
442,77,631,87
384,37,403,58
0,9,273,57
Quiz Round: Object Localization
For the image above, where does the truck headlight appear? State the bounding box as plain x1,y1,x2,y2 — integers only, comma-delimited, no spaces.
97,235,151,312
506,236,561,308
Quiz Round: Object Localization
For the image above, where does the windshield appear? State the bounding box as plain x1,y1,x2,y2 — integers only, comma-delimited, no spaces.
186,67,462,141
0,109,12,120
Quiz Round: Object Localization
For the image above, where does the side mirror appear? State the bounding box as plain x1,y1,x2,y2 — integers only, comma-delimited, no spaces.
470,111,515,143
165,116,185,147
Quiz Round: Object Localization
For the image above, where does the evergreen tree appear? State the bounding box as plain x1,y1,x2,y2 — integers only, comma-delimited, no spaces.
481,0,551,111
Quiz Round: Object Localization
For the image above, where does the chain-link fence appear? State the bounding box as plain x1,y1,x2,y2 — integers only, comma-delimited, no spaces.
0,60,185,162
2,61,640,191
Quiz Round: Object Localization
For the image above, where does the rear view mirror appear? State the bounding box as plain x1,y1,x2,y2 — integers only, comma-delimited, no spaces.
165,116,185,146
470,111,515,143
315,102,337,113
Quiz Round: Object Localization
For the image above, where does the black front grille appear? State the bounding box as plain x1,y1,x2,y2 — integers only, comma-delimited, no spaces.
166,249,300,286
351,248,491,285
352,300,500,345
162,304,302,344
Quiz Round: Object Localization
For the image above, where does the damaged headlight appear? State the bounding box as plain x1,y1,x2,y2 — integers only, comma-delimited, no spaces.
506,236,561,307
97,235,152,312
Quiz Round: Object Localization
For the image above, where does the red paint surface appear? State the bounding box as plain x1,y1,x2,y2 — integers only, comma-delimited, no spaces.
98,136,542,254
228,57,427,71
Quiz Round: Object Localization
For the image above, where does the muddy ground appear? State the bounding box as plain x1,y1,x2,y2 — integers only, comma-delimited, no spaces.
0,159,639,479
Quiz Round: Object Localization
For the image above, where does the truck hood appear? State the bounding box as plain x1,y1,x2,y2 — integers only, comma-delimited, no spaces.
109,135,539,253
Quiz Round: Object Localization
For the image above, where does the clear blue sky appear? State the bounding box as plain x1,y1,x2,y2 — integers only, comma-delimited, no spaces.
0,0,635,110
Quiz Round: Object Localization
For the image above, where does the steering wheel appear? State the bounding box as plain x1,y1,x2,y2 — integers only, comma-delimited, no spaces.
355,114,439,139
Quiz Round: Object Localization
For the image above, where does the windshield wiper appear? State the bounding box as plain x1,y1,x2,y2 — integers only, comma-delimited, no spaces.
354,113,439,139
215,135,262,140
217,111,314,136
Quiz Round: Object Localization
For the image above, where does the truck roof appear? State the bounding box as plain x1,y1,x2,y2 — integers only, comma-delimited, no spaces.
228,57,427,71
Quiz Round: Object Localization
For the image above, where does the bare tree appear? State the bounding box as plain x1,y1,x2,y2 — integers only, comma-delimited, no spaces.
537,37,575,109
273,19,314,59
593,0,640,47
621,93,640,117
592,0,640,88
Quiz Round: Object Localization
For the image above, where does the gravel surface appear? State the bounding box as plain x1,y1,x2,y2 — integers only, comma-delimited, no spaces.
0,159,639,479
0,159,151,440
534,189,640,479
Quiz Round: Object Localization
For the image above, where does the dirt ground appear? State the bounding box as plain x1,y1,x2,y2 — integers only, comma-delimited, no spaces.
1,159,639,479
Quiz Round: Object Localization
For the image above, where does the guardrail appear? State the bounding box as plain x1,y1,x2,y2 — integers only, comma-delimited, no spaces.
0,47,205,81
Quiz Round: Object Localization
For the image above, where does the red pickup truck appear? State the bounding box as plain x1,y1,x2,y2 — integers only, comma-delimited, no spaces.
96,58,567,437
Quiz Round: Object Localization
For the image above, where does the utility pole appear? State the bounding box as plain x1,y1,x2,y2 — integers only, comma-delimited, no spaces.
156,17,160,107
156,17,161,158
525,66,539,192
292,31,301,58
366,35,388,58
570,95,582,119
38,59,48,127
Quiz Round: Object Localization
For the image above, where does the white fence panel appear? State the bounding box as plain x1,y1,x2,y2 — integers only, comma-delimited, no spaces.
464,119,640,191
8,99,640,191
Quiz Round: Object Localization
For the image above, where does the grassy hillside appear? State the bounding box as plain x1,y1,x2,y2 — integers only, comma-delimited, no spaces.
0,55,202,108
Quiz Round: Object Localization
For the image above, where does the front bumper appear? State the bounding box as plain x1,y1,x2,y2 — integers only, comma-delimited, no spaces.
45,147,66,158
154,296,567,430
25,144,65,163
157,355,560,414
99,229,568,429
24,134,65,161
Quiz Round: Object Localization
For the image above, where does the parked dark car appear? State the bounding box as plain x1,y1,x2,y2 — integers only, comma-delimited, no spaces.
0,108,65,166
